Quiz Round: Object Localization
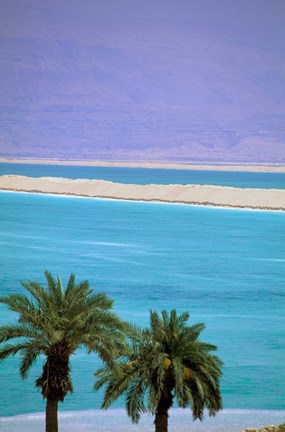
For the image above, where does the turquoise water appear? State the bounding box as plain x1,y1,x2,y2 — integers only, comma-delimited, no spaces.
0,190,284,422
1,162,285,188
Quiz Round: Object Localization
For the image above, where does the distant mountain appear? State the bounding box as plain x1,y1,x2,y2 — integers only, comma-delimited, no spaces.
0,0,284,163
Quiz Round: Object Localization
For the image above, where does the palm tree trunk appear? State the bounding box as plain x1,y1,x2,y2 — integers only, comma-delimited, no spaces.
46,398,58,432
154,409,169,432
154,389,173,432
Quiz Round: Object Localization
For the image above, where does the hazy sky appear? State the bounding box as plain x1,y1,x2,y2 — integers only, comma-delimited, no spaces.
0,0,284,162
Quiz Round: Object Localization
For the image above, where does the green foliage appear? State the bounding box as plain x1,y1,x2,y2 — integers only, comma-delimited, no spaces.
269,426,285,432
95,309,223,426
249,426,285,432
0,271,126,402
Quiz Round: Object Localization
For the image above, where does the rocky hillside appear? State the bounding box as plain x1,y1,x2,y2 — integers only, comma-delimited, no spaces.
1,0,284,163
242,424,285,432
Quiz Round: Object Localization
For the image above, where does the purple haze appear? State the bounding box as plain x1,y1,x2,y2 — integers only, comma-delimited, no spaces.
0,0,284,163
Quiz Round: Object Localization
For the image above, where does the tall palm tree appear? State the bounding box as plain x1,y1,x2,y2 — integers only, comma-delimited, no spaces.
0,271,126,432
95,309,223,432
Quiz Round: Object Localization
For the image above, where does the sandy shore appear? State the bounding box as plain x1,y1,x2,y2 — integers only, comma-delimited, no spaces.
0,409,285,432
0,175,285,211
0,158,285,173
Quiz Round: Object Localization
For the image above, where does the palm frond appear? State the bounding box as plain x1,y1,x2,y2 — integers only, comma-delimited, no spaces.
1,271,127,407
44,271,63,305
177,311,190,326
64,273,76,297
94,308,223,426
123,322,143,341
0,323,45,343
87,292,113,310
172,356,183,394
20,343,43,379
187,323,206,340
94,363,122,391
98,363,139,410
0,342,34,362
0,294,38,319
126,378,146,423
21,280,51,308
63,279,91,308
150,310,161,333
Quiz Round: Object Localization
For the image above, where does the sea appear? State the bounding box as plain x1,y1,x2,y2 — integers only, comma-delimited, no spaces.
0,163,284,431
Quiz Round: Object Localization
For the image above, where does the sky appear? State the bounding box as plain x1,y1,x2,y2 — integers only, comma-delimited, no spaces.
0,0,284,163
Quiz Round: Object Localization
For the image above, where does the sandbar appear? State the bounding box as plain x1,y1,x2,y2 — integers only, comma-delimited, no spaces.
0,158,285,173
0,175,285,211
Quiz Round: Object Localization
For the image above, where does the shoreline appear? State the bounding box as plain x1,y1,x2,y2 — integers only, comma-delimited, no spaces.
0,175,285,211
1,408,285,432
3,190,283,213
1,157,285,173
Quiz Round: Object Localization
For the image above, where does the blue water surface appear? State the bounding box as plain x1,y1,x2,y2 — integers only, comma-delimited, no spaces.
0,191,284,417
0,162,285,188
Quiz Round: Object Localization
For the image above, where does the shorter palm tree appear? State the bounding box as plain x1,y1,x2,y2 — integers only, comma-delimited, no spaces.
95,309,223,432
0,271,126,432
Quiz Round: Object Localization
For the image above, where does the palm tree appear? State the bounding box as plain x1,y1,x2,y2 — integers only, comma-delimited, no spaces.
95,309,223,432
0,271,126,432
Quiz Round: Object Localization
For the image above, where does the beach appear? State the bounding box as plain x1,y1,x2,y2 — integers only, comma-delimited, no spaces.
0,158,285,173
1,409,285,432
0,174,285,210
